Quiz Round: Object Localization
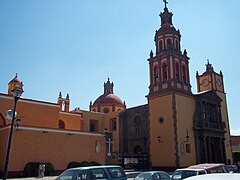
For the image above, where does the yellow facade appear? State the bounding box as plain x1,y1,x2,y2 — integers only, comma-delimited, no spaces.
175,94,196,167
149,94,176,167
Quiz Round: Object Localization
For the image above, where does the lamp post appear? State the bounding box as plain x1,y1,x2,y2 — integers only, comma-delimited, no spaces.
3,86,23,180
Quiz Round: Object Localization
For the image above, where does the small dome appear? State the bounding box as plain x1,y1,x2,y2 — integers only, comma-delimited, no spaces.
93,93,124,106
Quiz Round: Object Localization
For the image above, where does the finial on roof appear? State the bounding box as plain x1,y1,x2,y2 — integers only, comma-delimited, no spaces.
206,59,214,71
66,93,69,100
150,50,153,58
196,71,199,77
163,0,168,9
59,92,62,98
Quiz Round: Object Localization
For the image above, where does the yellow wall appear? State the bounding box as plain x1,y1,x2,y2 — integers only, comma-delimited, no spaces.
149,94,176,167
81,110,105,132
0,95,59,129
59,112,84,131
0,127,106,172
217,92,233,163
104,111,121,154
175,94,196,167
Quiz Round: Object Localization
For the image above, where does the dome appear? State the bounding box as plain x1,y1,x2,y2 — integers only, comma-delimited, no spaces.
93,93,124,107
90,78,126,113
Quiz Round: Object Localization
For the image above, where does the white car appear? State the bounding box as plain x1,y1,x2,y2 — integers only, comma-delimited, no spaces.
171,164,229,180
186,173,240,180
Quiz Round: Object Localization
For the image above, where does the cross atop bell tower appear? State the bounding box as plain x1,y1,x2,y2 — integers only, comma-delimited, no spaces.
163,0,168,9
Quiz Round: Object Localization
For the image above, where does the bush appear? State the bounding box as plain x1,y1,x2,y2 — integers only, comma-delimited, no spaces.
67,162,82,169
44,162,55,176
23,162,54,177
23,162,40,177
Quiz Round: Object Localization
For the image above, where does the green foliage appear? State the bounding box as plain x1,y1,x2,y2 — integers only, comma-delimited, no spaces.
67,161,101,169
23,162,40,177
67,162,82,168
23,162,54,177
44,162,55,176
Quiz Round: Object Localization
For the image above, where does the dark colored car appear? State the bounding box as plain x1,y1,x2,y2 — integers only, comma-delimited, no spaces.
55,165,127,180
134,171,170,180
226,165,239,173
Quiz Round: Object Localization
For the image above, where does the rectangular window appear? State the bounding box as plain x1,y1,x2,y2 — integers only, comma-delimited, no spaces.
110,118,117,131
186,144,191,153
90,120,98,132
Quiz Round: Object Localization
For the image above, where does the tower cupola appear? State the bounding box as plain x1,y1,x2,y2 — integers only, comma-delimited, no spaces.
8,74,24,95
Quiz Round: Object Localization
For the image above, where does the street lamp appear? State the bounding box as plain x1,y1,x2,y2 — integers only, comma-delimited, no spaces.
3,86,23,180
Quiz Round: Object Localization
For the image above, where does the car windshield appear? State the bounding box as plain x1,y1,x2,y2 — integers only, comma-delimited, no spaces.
172,170,198,180
135,172,152,179
107,167,126,178
57,169,79,180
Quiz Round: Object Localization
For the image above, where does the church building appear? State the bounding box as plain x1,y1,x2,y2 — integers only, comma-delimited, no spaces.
0,1,232,177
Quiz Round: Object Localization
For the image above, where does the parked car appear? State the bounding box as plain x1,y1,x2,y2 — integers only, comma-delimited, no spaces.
55,165,127,180
171,163,229,180
186,173,240,180
226,165,239,173
134,171,170,180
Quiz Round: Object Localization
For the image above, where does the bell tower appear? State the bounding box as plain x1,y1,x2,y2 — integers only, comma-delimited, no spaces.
196,60,232,164
148,2,191,97
147,1,196,169
196,60,225,93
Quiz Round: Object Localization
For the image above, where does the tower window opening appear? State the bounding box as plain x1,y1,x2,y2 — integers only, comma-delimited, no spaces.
162,63,168,82
154,66,159,85
175,39,179,51
158,40,163,52
176,63,180,81
167,39,172,49
61,101,65,111
182,65,187,84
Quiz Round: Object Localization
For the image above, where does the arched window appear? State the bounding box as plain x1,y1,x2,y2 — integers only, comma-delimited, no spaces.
182,65,187,84
167,39,172,48
58,120,65,129
103,107,109,113
158,40,163,52
162,63,168,82
176,63,180,81
175,39,179,50
153,66,159,85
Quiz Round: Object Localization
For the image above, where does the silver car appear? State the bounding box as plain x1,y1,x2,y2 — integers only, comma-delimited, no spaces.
55,165,127,180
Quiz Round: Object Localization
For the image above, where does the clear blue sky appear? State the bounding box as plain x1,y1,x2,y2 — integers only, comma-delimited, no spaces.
0,0,239,135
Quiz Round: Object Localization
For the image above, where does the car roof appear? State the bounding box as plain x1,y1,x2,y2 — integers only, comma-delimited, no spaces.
140,171,168,174
69,165,123,170
186,173,240,180
188,163,225,170
175,168,206,172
